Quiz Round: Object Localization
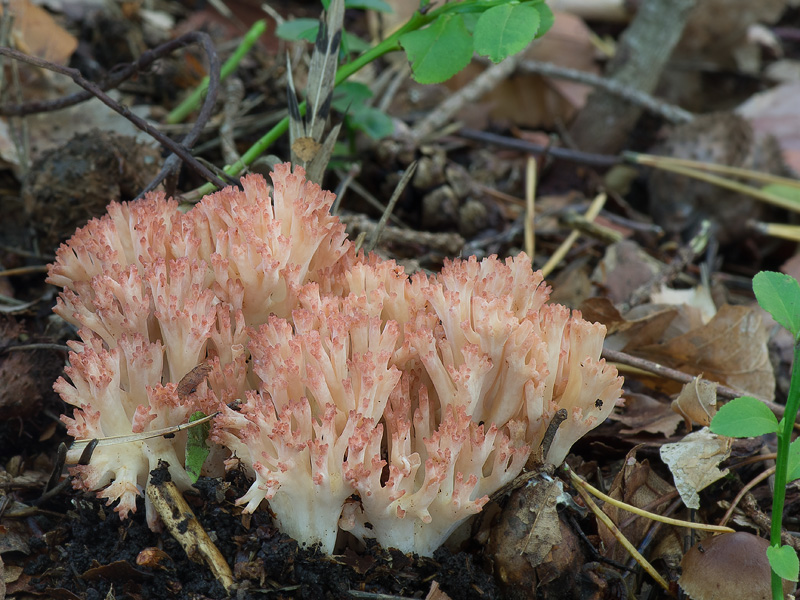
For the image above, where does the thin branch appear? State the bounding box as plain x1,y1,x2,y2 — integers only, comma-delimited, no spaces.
514,58,694,124
0,39,226,190
458,128,621,168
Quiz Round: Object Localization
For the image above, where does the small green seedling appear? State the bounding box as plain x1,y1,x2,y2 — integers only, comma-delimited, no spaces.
710,271,800,599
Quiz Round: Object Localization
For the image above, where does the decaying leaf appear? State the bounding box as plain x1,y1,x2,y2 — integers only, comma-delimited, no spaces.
599,449,676,564
640,304,774,401
671,375,718,428
581,296,683,351
610,393,683,437
660,427,731,510
487,479,564,591
176,362,213,400
0,0,78,67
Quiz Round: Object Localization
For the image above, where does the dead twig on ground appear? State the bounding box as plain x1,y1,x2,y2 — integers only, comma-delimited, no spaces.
411,52,524,143
458,128,621,168
0,34,226,192
602,347,790,419
513,58,694,124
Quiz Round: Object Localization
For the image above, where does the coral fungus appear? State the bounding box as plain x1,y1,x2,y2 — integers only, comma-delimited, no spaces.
49,163,623,555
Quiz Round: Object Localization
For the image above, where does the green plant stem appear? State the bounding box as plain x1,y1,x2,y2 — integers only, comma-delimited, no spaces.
186,2,484,200
166,20,268,125
772,340,800,599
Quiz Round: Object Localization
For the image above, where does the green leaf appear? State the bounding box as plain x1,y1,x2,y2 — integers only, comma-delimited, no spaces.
399,13,474,84
276,18,320,42
332,81,374,108
348,105,395,139
345,0,392,11
531,1,555,37
767,544,800,582
753,271,800,339
788,439,800,482
185,411,211,483
474,3,540,63
763,184,800,208
710,396,780,437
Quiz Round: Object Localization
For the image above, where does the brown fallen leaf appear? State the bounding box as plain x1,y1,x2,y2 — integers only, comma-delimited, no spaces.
671,375,718,428
599,448,677,564
639,304,774,401
610,393,683,437
1,0,77,67
590,240,663,305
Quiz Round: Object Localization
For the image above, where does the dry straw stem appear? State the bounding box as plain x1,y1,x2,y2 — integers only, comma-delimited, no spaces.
69,413,218,455
363,161,417,254
752,222,800,243
628,153,800,213
541,192,606,278
0,265,48,277
718,466,775,528
570,469,673,594
525,156,537,260
566,466,734,534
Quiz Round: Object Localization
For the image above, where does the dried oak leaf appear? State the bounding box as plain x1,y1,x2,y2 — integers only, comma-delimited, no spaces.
638,304,774,401
599,449,676,564
609,393,683,437
671,375,718,428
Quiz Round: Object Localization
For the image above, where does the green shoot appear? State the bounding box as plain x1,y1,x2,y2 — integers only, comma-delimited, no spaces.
710,271,800,599
167,19,268,125
188,0,553,200
185,411,212,483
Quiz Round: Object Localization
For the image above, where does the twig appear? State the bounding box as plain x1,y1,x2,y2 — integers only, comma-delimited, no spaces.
411,52,523,142
0,343,71,354
628,152,800,188
514,58,694,124
146,470,234,591
166,19,266,124
0,39,226,190
601,347,788,418
0,265,48,277
718,466,775,528
458,128,621,168
568,466,733,534
340,214,464,255
541,192,607,277
364,161,417,254
525,156,537,259
219,77,245,166
568,0,697,154
627,155,800,214
0,33,216,116
569,469,674,594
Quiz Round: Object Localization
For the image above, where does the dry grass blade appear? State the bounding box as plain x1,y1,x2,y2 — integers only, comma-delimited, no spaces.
68,412,218,455
287,0,344,183
363,160,417,254
629,152,800,213
306,0,343,142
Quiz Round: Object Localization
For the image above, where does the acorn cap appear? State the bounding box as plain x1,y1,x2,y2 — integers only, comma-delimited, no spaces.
679,532,792,600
